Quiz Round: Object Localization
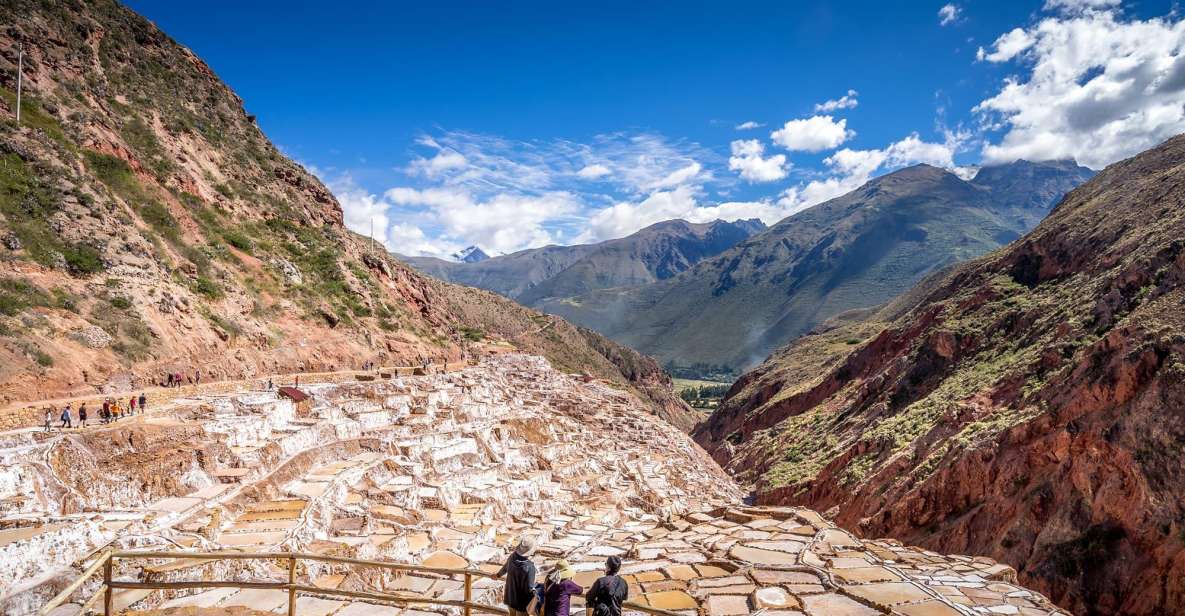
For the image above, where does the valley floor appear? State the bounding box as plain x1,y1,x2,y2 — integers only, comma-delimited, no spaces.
1,355,1068,616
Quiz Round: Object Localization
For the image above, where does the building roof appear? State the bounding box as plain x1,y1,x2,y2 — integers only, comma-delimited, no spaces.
277,387,309,402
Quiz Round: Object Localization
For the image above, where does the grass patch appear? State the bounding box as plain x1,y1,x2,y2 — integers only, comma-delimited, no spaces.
190,276,223,299
89,298,155,361
458,326,485,342
0,87,69,145
0,154,104,274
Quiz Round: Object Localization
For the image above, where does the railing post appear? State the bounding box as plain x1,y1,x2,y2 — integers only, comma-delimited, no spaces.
103,555,113,616
463,572,472,616
287,554,297,616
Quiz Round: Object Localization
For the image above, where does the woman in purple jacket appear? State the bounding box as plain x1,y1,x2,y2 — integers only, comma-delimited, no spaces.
542,559,582,616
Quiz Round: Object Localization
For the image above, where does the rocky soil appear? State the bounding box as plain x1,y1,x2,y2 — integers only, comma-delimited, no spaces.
0,0,691,428
695,135,1185,615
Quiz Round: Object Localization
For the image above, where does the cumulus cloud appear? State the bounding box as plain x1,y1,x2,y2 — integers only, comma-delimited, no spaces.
974,5,1185,168
387,223,464,258
770,115,854,152
319,173,390,242
576,186,790,243
735,120,765,130
385,187,581,254
814,90,859,112
728,139,789,182
776,132,960,214
975,27,1035,62
938,4,962,26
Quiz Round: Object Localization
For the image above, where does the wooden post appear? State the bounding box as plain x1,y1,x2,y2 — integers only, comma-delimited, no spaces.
103,555,113,616
287,555,297,616
463,573,472,616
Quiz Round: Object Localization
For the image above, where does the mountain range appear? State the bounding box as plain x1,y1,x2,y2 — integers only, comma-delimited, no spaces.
533,160,1094,375
0,0,693,428
694,135,1185,615
402,217,766,305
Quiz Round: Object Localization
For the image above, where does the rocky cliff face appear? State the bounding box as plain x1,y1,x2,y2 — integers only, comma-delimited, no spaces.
0,0,690,428
694,135,1185,615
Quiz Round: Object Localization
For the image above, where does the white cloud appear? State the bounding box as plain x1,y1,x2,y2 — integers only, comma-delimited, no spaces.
649,162,706,191
777,132,960,215
770,115,854,152
388,223,463,258
976,27,1035,62
1043,0,1121,12
938,4,962,26
735,121,765,130
974,6,1185,168
407,149,468,179
385,187,581,255
320,173,390,242
814,90,859,112
576,186,791,243
576,164,611,179
728,139,789,182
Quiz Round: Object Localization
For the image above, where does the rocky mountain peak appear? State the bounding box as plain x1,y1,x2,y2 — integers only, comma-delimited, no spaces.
452,245,489,263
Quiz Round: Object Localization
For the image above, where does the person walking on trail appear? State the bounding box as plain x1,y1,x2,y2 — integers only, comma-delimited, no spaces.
139,392,147,412
495,535,537,616
586,556,627,616
59,405,72,429
542,559,582,616
130,395,138,415
78,403,88,428
43,407,53,432
101,398,111,424
195,370,201,386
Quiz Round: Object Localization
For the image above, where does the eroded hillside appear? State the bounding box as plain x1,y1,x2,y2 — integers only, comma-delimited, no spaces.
0,0,691,428
695,135,1185,615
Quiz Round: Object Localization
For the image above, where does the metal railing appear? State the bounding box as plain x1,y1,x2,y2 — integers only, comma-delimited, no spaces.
38,550,680,616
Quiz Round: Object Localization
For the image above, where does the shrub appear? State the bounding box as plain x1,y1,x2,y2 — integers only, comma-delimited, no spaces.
34,348,54,367
223,230,252,252
191,276,223,299
61,243,105,274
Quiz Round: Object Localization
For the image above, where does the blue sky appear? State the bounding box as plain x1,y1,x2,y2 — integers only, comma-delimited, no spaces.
126,0,1183,257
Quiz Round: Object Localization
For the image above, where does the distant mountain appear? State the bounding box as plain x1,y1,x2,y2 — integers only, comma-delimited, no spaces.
536,160,1095,375
401,218,766,303
693,135,1185,616
452,245,489,263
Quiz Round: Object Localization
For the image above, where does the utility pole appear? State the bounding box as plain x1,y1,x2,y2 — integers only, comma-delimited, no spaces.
15,44,23,126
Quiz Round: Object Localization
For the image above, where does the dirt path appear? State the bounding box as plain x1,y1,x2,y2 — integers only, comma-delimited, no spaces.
0,363,455,434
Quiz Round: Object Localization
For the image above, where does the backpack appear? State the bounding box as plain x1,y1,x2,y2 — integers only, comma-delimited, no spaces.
527,582,545,616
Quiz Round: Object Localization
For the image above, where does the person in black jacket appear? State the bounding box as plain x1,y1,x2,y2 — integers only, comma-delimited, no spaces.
586,556,627,616
495,535,537,616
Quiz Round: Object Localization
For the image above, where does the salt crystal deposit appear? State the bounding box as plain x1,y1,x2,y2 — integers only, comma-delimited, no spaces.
0,355,1067,615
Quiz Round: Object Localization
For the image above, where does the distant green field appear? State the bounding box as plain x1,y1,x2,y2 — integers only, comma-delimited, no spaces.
674,378,733,410
673,378,732,393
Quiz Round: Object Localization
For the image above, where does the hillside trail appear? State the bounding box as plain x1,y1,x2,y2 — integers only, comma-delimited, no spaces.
0,362,456,437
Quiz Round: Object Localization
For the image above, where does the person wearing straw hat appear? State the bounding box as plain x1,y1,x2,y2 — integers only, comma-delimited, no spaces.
542,559,582,616
585,556,627,616
495,535,538,616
